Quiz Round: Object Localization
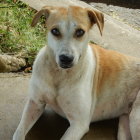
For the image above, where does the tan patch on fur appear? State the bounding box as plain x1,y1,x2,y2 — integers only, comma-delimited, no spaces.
90,43,128,94
46,7,68,29
46,6,91,33
70,6,91,31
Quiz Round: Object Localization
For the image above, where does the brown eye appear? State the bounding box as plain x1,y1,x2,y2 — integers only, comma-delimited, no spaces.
51,28,61,37
75,29,85,38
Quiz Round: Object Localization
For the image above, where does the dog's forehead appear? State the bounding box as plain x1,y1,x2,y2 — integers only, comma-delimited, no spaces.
69,6,91,30
47,6,90,30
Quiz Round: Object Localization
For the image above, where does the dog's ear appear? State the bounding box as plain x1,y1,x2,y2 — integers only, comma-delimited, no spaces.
31,7,50,27
87,9,104,36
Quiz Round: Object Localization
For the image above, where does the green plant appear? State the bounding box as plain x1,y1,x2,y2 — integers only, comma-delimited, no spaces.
0,0,47,65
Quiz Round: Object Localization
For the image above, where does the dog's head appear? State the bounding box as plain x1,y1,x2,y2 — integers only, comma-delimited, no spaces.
31,6,104,69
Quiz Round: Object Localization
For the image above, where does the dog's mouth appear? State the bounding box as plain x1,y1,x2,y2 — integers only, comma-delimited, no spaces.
59,63,73,69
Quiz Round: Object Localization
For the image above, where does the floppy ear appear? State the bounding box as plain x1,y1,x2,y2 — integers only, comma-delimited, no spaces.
31,8,50,27
87,9,104,36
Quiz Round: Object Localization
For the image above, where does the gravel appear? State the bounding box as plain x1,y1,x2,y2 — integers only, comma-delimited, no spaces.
90,2,140,30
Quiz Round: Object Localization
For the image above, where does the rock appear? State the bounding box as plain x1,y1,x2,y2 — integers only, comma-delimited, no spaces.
109,9,114,12
0,55,26,72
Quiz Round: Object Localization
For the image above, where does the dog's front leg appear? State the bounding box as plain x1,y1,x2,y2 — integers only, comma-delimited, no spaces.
13,97,45,140
60,121,89,140
118,114,132,140
57,93,91,140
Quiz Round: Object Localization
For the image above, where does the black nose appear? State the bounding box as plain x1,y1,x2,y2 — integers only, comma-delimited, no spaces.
59,54,74,65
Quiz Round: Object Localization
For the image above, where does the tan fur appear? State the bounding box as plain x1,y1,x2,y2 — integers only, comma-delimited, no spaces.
91,44,140,95
91,44,127,94
90,43,140,123
87,9,104,35
70,6,91,31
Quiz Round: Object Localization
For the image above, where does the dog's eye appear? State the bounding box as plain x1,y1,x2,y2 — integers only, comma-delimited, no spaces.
51,28,61,37
75,29,85,38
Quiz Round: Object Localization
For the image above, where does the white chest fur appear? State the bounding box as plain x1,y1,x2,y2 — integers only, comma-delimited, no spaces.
30,45,96,119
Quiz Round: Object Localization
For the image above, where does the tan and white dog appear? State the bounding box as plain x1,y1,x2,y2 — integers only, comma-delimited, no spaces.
13,5,140,140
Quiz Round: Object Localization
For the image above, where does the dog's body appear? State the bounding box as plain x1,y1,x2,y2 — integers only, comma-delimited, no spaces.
32,43,140,122
13,4,140,140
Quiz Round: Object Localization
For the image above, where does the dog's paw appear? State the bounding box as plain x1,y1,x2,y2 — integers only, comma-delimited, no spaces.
13,131,25,140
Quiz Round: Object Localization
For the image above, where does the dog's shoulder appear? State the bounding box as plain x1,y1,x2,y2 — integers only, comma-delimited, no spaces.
32,46,49,75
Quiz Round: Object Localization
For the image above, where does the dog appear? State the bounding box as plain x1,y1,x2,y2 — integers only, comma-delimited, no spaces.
13,4,140,140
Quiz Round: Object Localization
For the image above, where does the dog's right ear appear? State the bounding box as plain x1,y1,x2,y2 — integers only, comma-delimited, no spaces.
31,8,50,27
87,9,104,36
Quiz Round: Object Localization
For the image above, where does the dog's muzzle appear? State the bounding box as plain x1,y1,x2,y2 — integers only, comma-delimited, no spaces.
59,54,74,69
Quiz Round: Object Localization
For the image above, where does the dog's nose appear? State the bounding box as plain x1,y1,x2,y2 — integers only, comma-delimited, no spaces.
59,54,74,65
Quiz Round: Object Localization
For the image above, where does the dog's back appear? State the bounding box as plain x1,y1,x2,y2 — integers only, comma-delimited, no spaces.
90,43,140,121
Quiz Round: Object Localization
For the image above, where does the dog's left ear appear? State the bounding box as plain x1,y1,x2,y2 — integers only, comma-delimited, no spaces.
87,9,104,36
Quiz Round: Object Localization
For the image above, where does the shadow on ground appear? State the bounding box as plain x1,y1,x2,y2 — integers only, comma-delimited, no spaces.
26,110,118,140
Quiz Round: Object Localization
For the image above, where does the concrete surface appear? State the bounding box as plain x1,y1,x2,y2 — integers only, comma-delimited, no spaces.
0,73,118,140
91,14,140,58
